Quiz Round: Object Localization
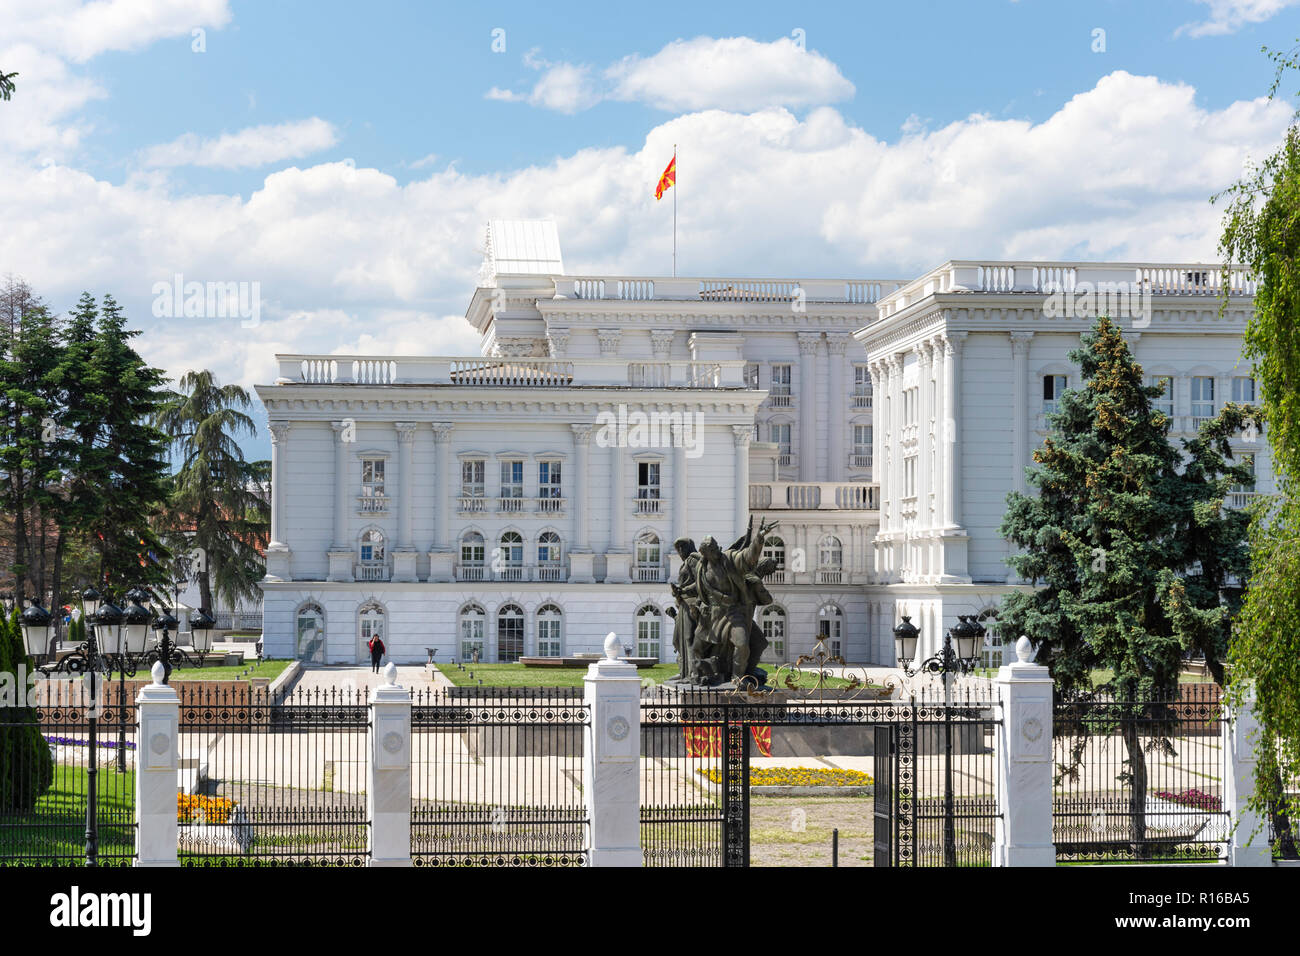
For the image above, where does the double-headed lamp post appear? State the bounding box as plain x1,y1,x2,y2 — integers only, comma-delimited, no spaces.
892,613,986,867
19,601,56,665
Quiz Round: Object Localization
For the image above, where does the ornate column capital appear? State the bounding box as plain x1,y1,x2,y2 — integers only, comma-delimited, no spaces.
430,422,455,443
546,327,571,358
825,332,851,356
570,423,594,444
1010,330,1034,356
943,330,968,357
269,421,292,444
797,331,822,355
649,329,675,358
732,425,753,448
596,328,623,356
395,421,418,444
330,420,354,443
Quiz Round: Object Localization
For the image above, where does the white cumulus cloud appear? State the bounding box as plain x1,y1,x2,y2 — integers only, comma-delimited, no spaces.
1176,0,1300,37
140,118,340,169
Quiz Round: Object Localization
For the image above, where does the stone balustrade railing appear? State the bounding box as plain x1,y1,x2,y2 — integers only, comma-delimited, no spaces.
748,481,878,512
554,276,909,304
274,355,753,388
876,260,1257,319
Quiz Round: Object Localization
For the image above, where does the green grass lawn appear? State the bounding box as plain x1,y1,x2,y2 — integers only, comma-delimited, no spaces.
0,765,136,864
166,658,292,682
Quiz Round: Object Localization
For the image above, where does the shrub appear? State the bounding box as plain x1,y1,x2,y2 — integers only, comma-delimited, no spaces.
0,609,54,811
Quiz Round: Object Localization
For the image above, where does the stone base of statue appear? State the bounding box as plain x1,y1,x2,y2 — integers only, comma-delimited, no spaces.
661,667,768,692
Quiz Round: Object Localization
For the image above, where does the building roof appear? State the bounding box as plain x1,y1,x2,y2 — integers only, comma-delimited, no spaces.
483,220,565,276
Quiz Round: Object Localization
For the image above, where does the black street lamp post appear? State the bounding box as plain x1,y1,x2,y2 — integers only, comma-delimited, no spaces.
893,613,986,867
82,587,120,868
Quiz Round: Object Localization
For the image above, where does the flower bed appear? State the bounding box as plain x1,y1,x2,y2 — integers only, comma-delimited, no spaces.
178,793,236,825
697,767,873,788
1153,788,1222,813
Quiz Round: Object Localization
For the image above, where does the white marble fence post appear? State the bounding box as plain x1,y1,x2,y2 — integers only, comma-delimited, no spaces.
583,632,643,866
993,636,1056,866
1223,683,1272,867
368,663,412,867
135,662,180,867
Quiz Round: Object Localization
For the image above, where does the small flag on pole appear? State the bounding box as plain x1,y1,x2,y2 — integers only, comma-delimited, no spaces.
654,154,676,200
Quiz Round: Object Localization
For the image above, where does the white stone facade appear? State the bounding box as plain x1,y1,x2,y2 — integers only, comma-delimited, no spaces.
256,225,1268,666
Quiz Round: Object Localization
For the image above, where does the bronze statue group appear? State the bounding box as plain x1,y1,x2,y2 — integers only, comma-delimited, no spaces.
668,516,780,687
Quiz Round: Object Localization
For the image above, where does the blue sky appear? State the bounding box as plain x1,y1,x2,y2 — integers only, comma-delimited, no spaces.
2,0,1298,460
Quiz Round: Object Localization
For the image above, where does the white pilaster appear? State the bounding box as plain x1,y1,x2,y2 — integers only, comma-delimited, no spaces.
797,332,820,481
570,424,595,583
827,333,849,481
265,422,291,581
673,423,689,549
393,422,418,583
429,423,455,583
368,664,412,867
993,637,1056,867
942,332,966,528
135,662,179,867
583,634,643,867
732,425,751,543
606,440,627,583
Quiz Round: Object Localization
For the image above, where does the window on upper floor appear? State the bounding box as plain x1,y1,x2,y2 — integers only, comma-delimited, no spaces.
462,459,485,497
1232,453,1257,494
499,531,523,565
500,460,524,499
635,531,661,568
538,530,563,565
770,364,792,405
359,528,385,564
1150,376,1174,417
744,362,760,389
853,366,872,407
1191,377,1215,423
637,461,661,499
538,460,562,498
904,456,917,497
762,535,785,571
771,423,792,461
1232,376,1256,403
460,531,485,566
853,425,873,462
818,535,842,569
1043,375,1067,414
361,459,385,497
904,388,919,426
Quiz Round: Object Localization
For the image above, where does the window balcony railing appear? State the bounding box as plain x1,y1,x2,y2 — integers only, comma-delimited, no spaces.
497,495,526,513
357,495,389,514
537,495,565,514
749,481,877,511
496,565,526,582
633,564,667,583
459,495,488,514
456,564,487,582
768,393,793,408
355,563,390,582
852,392,872,409
634,496,663,515
850,454,873,469
764,569,789,585
535,564,567,582
1227,490,1260,510
1191,415,1216,431
777,453,794,468
815,568,844,585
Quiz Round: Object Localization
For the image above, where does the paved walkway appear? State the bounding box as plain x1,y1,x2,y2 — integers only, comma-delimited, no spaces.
285,663,441,696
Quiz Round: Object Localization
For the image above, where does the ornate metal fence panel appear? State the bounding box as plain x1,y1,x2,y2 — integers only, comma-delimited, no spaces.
641,685,999,868
1,679,137,866
177,684,370,866
410,688,589,866
1053,684,1229,864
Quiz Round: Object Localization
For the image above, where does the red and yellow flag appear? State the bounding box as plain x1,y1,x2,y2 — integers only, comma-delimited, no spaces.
681,724,772,758
654,154,676,201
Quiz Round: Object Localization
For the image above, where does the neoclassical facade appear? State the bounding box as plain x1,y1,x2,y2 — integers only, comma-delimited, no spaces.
256,223,1268,666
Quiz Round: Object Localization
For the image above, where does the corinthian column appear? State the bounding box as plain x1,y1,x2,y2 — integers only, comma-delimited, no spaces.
827,333,849,481
1010,331,1034,497
942,332,967,528
395,422,417,550
431,423,454,550
330,420,351,550
732,425,752,544
571,424,593,551
267,422,291,550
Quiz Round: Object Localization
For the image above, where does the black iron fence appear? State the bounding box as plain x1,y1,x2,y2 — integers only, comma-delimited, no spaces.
177,684,370,866
1,678,137,866
1053,684,1228,864
639,684,1001,868
410,687,588,866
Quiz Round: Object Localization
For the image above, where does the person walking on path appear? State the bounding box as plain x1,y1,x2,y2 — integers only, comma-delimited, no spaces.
367,635,386,674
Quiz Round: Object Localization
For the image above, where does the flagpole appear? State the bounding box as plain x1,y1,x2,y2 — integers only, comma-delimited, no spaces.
672,144,677,277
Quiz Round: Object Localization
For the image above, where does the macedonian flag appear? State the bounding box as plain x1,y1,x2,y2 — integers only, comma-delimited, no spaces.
654,154,676,200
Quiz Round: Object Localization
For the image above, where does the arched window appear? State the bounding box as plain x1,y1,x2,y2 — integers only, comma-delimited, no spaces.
760,605,786,662
295,603,325,664
537,604,563,658
459,531,485,581
537,531,564,581
977,608,1002,671
498,531,524,581
459,604,485,662
818,535,842,568
818,604,844,659
634,532,661,582
497,603,524,662
636,605,661,659
359,602,385,662
360,528,385,564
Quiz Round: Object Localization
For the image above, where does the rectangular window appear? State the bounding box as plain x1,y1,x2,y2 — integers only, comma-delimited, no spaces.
1232,453,1257,493
904,456,917,497
538,461,562,498
361,459,385,496
500,460,524,498
637,618,661,659
1151,376,1174,416
852,425,873,468
461,459,485,496
1191,377,1215,422
770,364,792,405
538,618,562,657
853,366,872,407
771,423,792,462
1043,375,1067,413
744,362,760,389
637,461,661,502
1232,376,1256,403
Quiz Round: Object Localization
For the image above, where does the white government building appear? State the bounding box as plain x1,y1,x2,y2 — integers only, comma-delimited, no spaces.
256,221,1270,668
